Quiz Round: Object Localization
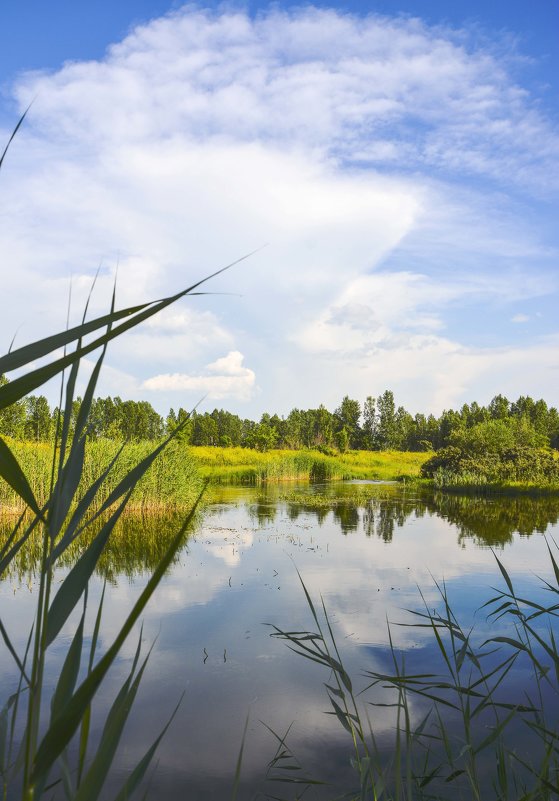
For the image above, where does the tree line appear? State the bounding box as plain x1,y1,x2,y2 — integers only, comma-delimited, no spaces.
1,374,557,452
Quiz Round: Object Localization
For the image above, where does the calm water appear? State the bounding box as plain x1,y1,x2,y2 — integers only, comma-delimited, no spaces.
1,484,558,799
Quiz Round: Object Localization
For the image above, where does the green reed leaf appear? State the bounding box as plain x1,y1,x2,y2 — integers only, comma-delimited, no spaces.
74,637,150,801
0,691,19,774
493,551,515,596
51,445,125,562
0,617,30,685
0,106,29,172
473,708,517,756
111,694,184,801
78,582,106,786
32,489,204,784
51,612,85,721
45,492,131,647
328,698,354,735
0,251,258,408
546,540,559,589
49,434,86,540
231,713,249,801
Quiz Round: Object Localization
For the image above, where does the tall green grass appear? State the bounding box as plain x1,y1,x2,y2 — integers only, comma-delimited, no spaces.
191,445,429,484
0,438,202,513
270,542,559,800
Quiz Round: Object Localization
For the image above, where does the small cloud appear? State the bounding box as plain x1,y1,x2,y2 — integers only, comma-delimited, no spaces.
142,351,255,400
206,350,249,376
511,313,530,323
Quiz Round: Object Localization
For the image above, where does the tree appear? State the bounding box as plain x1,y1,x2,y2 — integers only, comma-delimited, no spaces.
334,396,361,449
335,426,349,453
252,414,279,451
0,374,26,438
190,412,219,445
362,396,377,450
376,390,396,450
24,395,52,441
488,394,510,420
313,405,334,449
438,409,464,447
394,406,414,450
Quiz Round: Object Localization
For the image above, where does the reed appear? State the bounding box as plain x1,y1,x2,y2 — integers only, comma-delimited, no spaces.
0,114,224,800
0,438,202,513
191,446,429,484
270,542,559,799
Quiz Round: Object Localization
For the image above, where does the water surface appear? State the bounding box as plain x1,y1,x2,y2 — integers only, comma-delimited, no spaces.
1,484,558,799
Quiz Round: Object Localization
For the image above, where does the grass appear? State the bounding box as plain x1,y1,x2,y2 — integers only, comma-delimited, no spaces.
270,540,559,800
0,444,428,514
191,446,430,484
434,473,559,496
0,438,202,514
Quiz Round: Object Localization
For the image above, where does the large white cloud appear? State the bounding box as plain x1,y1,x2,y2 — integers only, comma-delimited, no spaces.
0,5,558,415
143,350,256,400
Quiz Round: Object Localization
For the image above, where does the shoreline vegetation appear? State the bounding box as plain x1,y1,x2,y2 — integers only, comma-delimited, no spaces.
2,440,559,515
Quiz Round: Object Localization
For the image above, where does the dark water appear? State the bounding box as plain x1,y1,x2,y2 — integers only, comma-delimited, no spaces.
1,484,558,799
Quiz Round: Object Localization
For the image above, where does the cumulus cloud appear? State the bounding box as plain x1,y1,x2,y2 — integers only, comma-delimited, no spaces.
143,350,256,400
1,5,558,415
12,7,559,190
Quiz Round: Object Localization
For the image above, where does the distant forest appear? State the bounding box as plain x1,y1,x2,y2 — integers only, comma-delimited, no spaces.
1,373,557,453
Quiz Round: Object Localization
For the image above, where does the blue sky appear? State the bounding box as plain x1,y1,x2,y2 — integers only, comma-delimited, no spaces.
0,1,558,418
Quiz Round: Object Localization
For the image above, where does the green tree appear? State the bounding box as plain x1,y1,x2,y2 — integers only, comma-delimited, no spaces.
362,396,377,450
375,390,396,450
394,406,414,450
488,394,510,420
24,395,52,441
313,405,334,449
252,414,279,451
334,396,361,449
0,374,26,438
335,426,349,453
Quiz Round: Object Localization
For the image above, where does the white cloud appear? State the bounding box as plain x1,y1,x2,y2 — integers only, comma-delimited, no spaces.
0,6,558,415
511,313,530,323
143,350,256,400
12,8,559,190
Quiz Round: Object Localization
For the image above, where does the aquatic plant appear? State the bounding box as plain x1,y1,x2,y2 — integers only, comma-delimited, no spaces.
270,543,559,800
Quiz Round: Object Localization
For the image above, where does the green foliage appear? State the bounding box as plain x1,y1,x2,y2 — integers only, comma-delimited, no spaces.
2,382,559,458
450,417,548,452
0,278,206,799
334,426,350,453
421,418,559,487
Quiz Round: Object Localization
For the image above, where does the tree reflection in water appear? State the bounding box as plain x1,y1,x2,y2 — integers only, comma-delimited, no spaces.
2,485,559,578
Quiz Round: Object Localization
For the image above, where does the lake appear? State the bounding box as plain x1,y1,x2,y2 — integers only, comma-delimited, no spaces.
1,483,558,799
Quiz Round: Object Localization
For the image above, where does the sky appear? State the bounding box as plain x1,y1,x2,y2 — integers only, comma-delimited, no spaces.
0,0,558,420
